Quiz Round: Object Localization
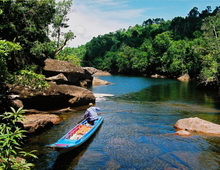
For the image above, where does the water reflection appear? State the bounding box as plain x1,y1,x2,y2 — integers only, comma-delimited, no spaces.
116,81,211,104
114,80,220,124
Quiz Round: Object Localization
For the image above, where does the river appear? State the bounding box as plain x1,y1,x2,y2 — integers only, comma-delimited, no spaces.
25,75,220,170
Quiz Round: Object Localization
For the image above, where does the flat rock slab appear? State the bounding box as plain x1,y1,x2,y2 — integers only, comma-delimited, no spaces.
174,117,220,136
22,114,61,133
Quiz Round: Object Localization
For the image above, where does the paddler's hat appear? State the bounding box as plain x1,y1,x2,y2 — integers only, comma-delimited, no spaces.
89,103,94,106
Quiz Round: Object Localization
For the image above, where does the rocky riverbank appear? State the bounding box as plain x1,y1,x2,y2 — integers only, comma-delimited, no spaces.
3,59,111,133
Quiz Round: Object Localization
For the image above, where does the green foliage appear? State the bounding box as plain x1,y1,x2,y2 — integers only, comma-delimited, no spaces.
197,12,220,83
161,40,192,76
30,41,56,60
0,107,37,169
0,40,21,81
0,0,78,84
55,47,81,66
7,70,50,90
0,0,56,71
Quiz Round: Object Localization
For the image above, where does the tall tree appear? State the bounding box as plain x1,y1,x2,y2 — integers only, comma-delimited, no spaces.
188,7,200,18
51,0,75,55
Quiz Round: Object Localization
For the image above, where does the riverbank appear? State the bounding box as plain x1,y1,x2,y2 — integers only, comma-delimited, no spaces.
1,59,112,134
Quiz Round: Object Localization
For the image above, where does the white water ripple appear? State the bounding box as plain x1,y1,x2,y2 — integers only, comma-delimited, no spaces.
94,93,114,101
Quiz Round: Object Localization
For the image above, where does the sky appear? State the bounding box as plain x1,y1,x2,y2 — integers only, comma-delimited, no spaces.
66,0,220,47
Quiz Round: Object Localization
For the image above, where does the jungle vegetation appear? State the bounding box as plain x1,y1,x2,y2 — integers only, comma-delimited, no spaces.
0,0,75,87
74,6,220,88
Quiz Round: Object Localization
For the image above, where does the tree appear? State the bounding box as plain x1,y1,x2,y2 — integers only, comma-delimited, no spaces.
55,47,81,66
100,51,119,72
188,7,200,18
84,34,115,66
200,6,212,18
198,12,220,84
153,31,172,56
51,0,75,55
161,40,191,76
170,16,186,39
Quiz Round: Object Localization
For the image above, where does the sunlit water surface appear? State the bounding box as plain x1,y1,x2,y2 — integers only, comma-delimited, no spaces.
25,75,220,170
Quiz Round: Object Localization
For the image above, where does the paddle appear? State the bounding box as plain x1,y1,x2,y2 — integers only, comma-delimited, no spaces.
76,109,132,124
99,109,132,114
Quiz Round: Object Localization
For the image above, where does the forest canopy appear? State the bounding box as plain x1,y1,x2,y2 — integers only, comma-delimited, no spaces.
0,2,219,89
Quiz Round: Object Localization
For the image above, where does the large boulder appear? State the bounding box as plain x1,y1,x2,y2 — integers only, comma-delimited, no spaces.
43,59,93,86
174,117,220,136
9,82,95,110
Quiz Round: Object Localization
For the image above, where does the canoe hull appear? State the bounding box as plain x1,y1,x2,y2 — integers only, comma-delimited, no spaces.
46,116,103,154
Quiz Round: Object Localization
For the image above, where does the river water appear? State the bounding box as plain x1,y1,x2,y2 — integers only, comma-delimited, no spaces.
26,75,220,170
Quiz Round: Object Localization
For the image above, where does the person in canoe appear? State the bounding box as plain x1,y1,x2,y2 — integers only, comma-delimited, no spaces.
84,103,100,125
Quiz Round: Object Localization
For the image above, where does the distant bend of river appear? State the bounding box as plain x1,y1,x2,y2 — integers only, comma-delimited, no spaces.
25,75,220,170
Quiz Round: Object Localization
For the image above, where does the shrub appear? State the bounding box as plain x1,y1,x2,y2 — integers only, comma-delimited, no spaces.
7,70,50,90
0,107,37,169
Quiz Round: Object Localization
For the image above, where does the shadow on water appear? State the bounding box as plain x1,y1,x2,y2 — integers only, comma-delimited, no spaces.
114,81,220,123
51,124,103,170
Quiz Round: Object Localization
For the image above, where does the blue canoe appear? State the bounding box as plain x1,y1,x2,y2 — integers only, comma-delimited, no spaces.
46,116,104,154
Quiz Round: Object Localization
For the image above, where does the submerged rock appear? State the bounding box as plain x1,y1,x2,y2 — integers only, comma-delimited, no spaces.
151,74,166,78
177,74,190,82
175,130,191,136
174,117,220,136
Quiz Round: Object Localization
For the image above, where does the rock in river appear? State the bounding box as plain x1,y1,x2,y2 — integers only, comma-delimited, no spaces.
174,117,220,136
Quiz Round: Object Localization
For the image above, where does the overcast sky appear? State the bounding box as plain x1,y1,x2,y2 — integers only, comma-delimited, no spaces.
66,0,219,47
